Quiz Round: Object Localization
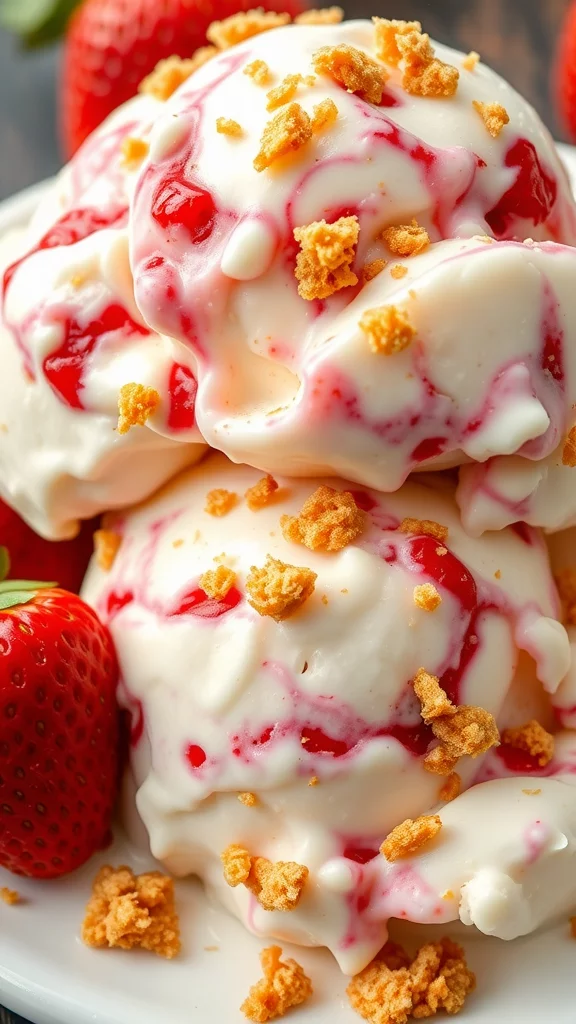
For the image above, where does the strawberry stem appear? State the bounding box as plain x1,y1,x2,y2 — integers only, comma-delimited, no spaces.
0,546,9,582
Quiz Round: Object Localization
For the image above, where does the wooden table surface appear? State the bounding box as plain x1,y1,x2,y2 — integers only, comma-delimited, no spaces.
0,0,574,1021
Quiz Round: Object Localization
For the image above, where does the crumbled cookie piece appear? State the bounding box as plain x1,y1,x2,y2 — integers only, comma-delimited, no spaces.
81,865,180,958
501,719,554,767
207,9,290,49
359,305,415,356
205,488,238,516
462,50,480,71
295,6,343,24
390,264,408,279
139,54,210,100
413,669,455,721
94,528,122,572
241,945,313,1022
238,792,259,807
120,136,149,169
396,30,459,98
266,74,306,111
472,100,509,138
221,844,252,886
254,102,313,172
293,215,359,300
216,117,243,136
308,776,319,786
555,566,576,624
562,426,576,467
117,383,160,435
362,258,387,282
199,564,237,599
311,97,338,133
246,474,279,510
281,485,364,552
373,18,422,65
439,772,461,802
399,518,448,542
244,59,271,85
523,788,542,796
0,887,19,905
347,958,413,1024
571,917,576,939
246,555,317,620
413,583,442,612
312,44,388,104
423,744,460,776
382,219,430,257
425,705,500,775
381,814,442,862
246,857,309,911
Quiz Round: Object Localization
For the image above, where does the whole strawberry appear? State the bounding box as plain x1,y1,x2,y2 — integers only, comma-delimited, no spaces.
0,498,96,594
555,0,576,141
0,549,119,878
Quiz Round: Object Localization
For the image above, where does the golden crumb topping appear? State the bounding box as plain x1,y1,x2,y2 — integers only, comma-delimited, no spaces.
472,100,509,138
362,258,387,282
94,529,122,572
246,554,317,620
382,218,430,257
294,215,359,300
501,719,554,767
373,18,422,65
241,946,313,1022
238,791,259,807
117,383,160,435
396,30,459,98
216,117,243,136
222,846,308,911
0,887,19,905
308,776,319,786
462,50,480,71
522,788,542,796
555,567,576,624
139,54,210,100
413,669,455,723
311,97,338,133
399,518,448,542
120,136,149,169
562,426,576,467
359,305,415,356
439,772,461,802
254,102,313,172
266,74,307,111
295,6,343,24
381,814,442,862
221,844,253,886
425,705,500,775
207,9,290,49
199,564,237,599
246,474,279,510
205,488,238,516
81,865,180,958
244,59,271,85
390,263,408,279
281,485,364,552
413,582,442,612
312,44,388,104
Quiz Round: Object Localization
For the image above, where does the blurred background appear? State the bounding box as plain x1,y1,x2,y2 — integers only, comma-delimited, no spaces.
0,0,575,200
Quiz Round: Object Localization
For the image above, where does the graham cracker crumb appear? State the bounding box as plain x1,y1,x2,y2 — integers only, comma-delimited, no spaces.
362,258,387,283
571,918,576,939
281,485,364,552
94,529,122,572
312,44,388,105
439,772,461,802
254,102,313,172
238,792,259,807
308,776,319,786
216,117,243,136
413,669,455,721
295,6,343,24
0,887,20,905
293,215,359,300
117,383,160,435
410,938,476,1017
241,945,313,1022
321,594,329,605
462,51,480,71
120,136,149,169
562,426,576,467
425,705,500,775
246,474,279,510
436,545,447,556
199,564,237,599
555,567,576,624
244,59,271,85
413,583,442,612
399,518,448,542
390,264,408,279
311,97,338,133
397,30,459,98
205,488,237,516
266,74,306,112
381,814,442,862
221,844,252,887
205,944,220,951
373,18,422,65
360,305,416,355
522,788,542,796
382,219,430,257
246,857,309,911
139,54,210,100
207,10,290,49
173,539,184,548
246,555,317,620
494,569,502,579
472,100,509,138
423,744,460,776
81,865,180,958
501,719,554,767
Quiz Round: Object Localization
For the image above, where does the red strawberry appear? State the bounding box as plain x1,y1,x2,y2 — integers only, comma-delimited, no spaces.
0,498,96,594
0,550,119,879
555,0,576,141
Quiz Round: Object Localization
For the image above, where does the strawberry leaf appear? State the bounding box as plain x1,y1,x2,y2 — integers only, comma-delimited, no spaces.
0,0,80,46
0,578,56,611
0,546,10,583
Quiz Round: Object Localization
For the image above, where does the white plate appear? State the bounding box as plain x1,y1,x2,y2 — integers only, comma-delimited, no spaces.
2,150,576,1024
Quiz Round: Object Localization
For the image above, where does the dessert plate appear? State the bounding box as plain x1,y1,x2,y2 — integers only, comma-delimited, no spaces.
2,148,576,1024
